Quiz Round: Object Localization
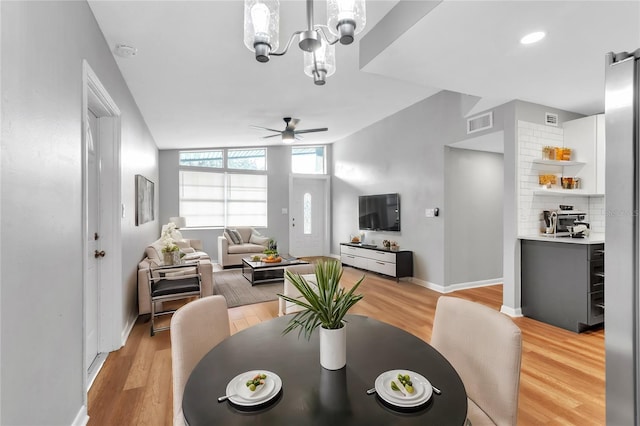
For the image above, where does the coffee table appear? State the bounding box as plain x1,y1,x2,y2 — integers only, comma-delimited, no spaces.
241,256,309,286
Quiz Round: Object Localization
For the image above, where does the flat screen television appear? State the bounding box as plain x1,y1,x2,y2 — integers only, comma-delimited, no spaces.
358,193,401,231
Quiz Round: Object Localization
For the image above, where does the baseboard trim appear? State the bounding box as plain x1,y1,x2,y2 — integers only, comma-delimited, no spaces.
500,305,523,317
441,278,503,293
407,277,445,292
121,313,137,347
408,277,502,294
72,405,89,426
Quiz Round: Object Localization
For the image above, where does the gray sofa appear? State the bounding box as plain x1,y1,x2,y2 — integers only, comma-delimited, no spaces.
217,227,270,268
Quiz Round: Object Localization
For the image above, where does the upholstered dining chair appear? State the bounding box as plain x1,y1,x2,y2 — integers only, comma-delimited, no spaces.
431,296,522,426
170,295,230,426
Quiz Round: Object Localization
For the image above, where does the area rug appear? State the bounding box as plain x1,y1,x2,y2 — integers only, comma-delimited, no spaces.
214,269,283,308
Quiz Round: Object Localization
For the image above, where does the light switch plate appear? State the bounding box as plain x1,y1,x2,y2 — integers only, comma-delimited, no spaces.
282,208,288,214
425,208,435,217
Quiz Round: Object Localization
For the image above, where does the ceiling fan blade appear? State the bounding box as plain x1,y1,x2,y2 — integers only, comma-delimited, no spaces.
250,125,282,133
293,127,328,134
262,134,282,139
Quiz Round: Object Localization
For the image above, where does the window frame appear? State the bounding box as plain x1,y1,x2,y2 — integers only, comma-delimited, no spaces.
291,145,327,175
178,148,269,228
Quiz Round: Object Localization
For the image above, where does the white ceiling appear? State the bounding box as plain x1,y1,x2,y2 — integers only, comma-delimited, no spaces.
88,0,640,150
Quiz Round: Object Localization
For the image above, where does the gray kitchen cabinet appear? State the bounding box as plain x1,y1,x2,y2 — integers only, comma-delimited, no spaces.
521,239,604,332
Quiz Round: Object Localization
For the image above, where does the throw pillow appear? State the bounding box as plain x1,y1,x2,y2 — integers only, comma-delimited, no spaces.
249,233,270,246
223,229,237,245
230,229,244,244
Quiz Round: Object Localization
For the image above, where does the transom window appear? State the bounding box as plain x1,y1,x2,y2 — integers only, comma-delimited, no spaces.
178,149,268,227
292,146,326,174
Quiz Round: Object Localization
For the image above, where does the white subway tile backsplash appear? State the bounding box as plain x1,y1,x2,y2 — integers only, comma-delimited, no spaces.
517,120,605,236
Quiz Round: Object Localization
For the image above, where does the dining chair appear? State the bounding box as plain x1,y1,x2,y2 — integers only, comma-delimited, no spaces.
431,296,522,426
170,295,230,426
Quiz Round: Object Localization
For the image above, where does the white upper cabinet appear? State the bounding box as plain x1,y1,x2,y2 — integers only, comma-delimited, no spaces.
563,114,605,195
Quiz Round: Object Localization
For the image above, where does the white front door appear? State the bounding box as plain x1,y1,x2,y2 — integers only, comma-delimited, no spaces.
86,110,100,370
289,176,329,257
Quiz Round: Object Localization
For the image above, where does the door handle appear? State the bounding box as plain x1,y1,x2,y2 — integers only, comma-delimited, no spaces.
94,250,106,258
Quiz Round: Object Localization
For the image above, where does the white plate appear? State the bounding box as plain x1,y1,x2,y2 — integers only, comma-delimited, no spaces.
225,370,282,406
374,370,433,408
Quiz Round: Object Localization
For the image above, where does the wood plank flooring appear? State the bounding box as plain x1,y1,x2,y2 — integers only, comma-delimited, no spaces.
88,266,605,425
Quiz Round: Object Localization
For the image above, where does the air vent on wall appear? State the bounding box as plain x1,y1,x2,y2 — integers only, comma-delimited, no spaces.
467,111,493,134
545,112,559,126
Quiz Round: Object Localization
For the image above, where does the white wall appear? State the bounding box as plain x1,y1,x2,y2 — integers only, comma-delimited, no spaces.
158,147,293,260
1,2,158,424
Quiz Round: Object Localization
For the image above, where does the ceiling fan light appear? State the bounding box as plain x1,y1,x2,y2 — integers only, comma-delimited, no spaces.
244,0,280,60
282,132,295,143
327,0,366,43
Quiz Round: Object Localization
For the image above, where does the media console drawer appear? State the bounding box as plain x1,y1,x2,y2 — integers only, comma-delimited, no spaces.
339,243,413,280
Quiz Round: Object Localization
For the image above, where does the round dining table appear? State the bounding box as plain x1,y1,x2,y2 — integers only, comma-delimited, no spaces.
182,314,467,425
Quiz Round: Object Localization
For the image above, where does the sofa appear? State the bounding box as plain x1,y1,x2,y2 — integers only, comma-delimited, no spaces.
138,238,214,315
217,227,271,268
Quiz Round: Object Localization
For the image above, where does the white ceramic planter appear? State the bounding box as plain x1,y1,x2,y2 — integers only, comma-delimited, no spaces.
320,325,346,370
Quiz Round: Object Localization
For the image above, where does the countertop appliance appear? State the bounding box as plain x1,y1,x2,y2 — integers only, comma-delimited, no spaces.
541,206,588,237
604,48,640,424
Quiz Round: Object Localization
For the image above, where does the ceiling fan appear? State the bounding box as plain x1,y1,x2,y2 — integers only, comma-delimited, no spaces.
250,117,328,143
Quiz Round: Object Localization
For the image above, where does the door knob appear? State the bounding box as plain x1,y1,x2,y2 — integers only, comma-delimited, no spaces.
94,250,106,258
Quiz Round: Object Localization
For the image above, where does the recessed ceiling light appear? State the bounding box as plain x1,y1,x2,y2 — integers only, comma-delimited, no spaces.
520,31,546,45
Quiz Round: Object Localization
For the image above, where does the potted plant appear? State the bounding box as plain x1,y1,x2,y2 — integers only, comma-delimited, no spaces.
160,222,180,265
278,260,364,370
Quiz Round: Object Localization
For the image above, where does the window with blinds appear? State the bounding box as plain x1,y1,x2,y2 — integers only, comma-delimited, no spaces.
178,149,268,227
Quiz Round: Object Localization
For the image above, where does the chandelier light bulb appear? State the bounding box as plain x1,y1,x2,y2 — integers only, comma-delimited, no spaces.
304,38,336,85
251,3,270,36
327,0,366,45
244,0,279,62
337,0,356,21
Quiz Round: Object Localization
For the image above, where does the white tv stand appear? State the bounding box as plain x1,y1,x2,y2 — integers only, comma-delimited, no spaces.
340,243,413,281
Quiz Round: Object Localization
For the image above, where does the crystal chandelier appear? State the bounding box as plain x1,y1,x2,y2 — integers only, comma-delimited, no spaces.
243,0,366,85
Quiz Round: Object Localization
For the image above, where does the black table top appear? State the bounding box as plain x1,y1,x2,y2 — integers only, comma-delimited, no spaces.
182,315,467,426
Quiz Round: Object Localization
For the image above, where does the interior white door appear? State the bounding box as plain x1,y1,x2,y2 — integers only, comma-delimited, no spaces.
86,110,100,370
289,177,328,257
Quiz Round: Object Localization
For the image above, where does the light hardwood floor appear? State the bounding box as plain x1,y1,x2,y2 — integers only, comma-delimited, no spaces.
88,266,605,425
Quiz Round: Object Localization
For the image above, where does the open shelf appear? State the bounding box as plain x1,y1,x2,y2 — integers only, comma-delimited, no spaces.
533,188,604,197
532,159,586,166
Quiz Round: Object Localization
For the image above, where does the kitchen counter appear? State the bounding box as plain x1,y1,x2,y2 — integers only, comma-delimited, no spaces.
519,232,604,245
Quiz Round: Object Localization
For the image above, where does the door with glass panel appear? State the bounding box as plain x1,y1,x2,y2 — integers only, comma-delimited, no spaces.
289,176,329,257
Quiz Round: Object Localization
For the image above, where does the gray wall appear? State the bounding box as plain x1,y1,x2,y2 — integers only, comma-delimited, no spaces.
331,91,507,287
158,147,292,260
444,148,504,285
1,1,159,424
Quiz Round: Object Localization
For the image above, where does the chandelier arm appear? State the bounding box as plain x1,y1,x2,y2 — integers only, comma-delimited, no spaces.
270,30,305,57
315,26,341,46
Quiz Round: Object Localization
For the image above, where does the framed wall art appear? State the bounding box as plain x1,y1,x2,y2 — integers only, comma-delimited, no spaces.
135,174,155,226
